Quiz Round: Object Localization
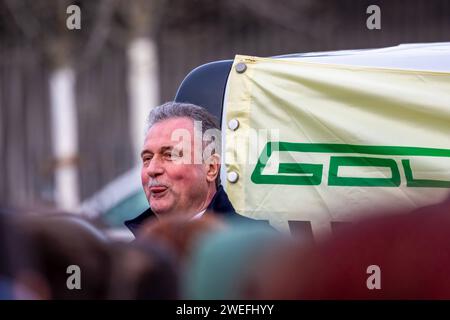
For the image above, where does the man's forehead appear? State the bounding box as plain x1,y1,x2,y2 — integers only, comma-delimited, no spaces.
148,117,194,135
143,117,194,149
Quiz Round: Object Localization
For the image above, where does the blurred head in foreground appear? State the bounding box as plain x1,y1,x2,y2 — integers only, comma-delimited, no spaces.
136,213,227,266
15,214,110,299
182,223,287,299
108,240,179,299
0,209,45,299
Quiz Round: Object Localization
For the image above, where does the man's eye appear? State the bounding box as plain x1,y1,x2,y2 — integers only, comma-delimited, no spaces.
142,156,152,163
164,152,175,159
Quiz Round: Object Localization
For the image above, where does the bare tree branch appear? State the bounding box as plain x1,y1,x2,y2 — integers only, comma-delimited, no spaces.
4,0,41,40
225,0,339,40
76,0,119,72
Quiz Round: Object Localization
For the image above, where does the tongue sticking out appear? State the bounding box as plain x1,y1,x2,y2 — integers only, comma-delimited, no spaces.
150,186,167,195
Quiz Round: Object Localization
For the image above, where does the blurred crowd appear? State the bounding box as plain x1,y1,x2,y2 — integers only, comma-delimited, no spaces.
1,195,450,300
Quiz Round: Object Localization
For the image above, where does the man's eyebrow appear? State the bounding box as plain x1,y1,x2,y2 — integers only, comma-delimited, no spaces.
141,146,174,158
140,150,150,158
160,146,174,153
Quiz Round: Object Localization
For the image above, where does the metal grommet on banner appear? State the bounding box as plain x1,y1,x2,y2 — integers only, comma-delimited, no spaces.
227,171,239,183
235,62,247,74
228,118,239,131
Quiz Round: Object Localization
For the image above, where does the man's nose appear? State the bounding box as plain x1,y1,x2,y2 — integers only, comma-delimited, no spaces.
145,157,165,177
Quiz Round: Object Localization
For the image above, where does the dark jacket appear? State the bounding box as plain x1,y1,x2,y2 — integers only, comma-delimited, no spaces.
124,185,265,236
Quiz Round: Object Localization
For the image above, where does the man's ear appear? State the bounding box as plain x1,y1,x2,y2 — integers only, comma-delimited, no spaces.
205,154,220,183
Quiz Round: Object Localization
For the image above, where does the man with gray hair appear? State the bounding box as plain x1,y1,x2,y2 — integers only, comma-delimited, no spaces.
125,101,260,235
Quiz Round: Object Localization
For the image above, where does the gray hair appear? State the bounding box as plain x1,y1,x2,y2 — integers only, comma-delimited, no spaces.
146,101,220,134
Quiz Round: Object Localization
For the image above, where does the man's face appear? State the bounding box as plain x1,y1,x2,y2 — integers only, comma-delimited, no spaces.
140,117,212,217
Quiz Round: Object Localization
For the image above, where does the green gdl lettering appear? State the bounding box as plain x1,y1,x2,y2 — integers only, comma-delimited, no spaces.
250,142,450,188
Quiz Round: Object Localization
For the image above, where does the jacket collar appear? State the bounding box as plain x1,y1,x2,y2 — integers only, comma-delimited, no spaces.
124,185,235,236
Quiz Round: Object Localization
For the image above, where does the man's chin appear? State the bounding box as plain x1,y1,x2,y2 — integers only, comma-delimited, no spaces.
150,203,173,217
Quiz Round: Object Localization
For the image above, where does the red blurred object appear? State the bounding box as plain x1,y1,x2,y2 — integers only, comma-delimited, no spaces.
264,196,450,299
